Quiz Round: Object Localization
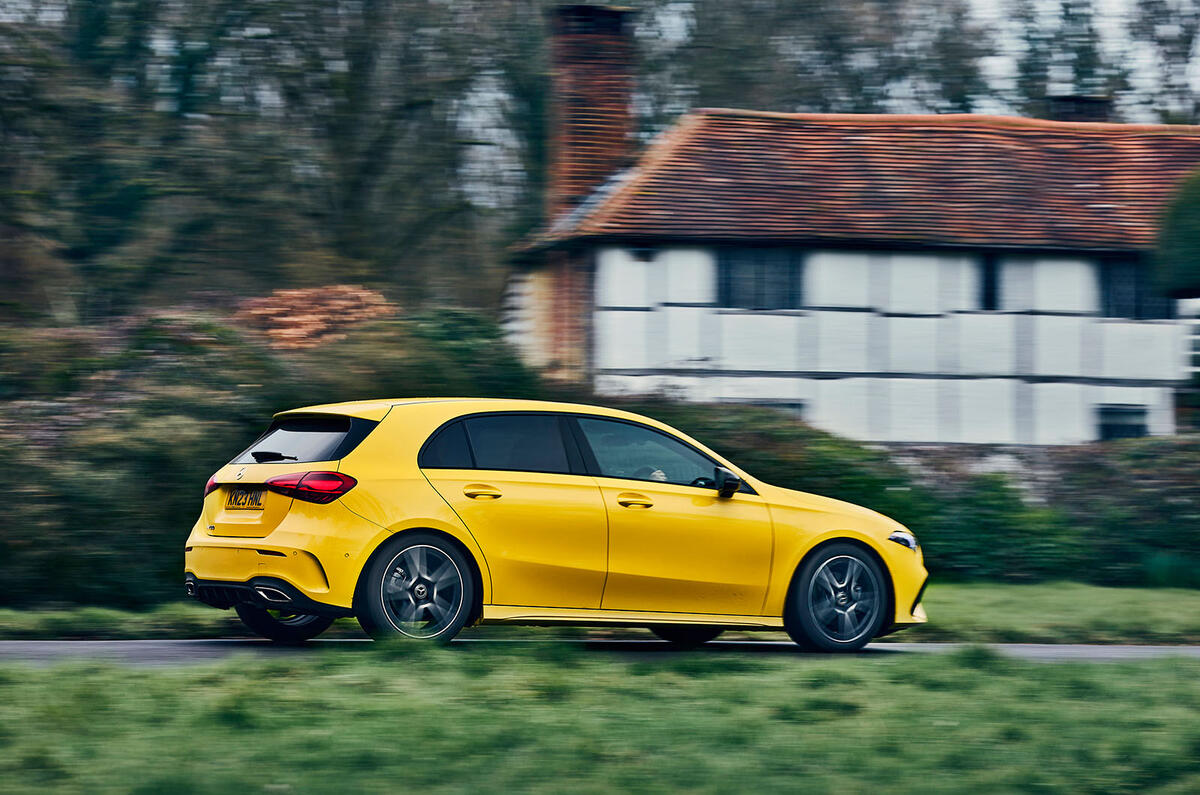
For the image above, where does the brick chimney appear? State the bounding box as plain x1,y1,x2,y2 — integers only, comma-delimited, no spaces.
1046,94,1114,123
546,5,635,222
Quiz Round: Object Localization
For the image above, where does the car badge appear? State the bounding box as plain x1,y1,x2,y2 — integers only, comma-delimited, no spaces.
236,468,246,481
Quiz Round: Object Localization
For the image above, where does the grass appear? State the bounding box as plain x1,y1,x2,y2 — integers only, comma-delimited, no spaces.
2,582,1200,644
1,643,1199,792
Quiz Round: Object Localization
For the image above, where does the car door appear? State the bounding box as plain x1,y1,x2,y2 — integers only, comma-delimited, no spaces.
572,416,773,616
420,413,609,609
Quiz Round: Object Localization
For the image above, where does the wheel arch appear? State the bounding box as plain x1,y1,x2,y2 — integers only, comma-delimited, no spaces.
783,535,896,636
353,526,486,627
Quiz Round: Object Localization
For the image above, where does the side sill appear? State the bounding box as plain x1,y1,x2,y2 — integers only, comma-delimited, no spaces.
481,605,784,629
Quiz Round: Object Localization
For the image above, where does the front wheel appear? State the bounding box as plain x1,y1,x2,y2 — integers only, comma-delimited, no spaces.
649,626,723,647
784,543,887,652
235,604,334,644
356,533,475,643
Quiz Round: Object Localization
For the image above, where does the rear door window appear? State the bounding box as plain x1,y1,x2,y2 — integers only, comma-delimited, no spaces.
462,414,570,474
232,415,377,464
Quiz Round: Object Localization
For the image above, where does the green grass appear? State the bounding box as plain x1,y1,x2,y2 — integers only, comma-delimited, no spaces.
2,582,1200,644
902,582,1200,645
1,644,1200,792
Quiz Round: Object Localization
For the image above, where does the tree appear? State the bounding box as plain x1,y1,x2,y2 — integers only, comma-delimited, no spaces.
1132,0,1200,123
1157,169,1200,297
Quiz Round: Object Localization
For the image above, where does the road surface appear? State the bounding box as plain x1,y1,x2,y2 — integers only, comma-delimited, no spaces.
0,639,1198,666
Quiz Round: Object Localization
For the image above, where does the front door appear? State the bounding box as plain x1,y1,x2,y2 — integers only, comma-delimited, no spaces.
573,416,774,616
421,413,608,609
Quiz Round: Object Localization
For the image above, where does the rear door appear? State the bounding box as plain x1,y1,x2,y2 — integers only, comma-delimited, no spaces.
206,415,375,539
572,416,773,616
420,413,609,609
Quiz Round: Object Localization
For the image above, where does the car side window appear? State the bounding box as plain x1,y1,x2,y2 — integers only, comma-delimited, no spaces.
419,421,474,469
463,414,570,474
576,418,716,487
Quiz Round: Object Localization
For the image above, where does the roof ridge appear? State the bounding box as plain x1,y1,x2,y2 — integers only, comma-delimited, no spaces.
693,107,1200,135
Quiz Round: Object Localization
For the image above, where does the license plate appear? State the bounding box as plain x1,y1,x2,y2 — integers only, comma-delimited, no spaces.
225,487,265,511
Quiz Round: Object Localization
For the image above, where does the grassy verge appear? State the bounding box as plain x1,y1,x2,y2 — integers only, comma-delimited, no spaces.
898,582,1200,645
2,582,1200,644
2,644,1200,792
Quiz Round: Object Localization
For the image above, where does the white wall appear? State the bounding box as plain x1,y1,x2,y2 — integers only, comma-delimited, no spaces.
584,246,1186,445
595,247,651,307
805,252,871,307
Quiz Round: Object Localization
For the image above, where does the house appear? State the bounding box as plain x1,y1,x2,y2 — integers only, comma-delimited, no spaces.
507,4,1200,445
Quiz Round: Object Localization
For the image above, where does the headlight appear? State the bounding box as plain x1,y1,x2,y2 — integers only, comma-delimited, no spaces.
887,529,919,551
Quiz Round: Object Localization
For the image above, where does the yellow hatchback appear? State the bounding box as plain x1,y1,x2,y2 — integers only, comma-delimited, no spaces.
185,399,928,651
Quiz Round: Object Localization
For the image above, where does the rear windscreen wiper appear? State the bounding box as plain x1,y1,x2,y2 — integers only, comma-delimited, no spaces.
250,450,298,463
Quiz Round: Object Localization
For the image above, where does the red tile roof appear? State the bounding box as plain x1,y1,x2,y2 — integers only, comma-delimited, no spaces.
526,109,1200,253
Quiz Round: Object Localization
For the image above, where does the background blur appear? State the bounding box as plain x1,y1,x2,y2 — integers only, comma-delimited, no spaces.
2,0,1200,611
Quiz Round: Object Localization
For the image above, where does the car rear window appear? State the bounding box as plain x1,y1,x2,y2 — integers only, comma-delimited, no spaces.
232,415,378,464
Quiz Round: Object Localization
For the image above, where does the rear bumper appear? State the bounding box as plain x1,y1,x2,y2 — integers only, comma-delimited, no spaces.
185,574,353,617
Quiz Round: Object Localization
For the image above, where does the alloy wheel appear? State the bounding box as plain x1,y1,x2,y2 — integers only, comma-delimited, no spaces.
380,544,465,639
806,555,881,644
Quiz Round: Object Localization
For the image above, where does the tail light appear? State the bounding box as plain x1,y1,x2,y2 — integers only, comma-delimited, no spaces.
204,475,219,498
265,471,357,504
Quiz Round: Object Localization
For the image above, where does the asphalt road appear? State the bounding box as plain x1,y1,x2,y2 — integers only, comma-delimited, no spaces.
0,639,1198,667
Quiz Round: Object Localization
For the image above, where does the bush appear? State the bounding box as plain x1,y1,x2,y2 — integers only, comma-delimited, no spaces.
3,308,1200,609
0,307,545,608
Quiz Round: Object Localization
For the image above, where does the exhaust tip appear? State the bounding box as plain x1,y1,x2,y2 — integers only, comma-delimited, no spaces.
255,586,291,604
185,581,197,597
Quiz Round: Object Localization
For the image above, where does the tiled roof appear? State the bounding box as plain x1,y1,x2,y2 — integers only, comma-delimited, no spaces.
525,109,1200,252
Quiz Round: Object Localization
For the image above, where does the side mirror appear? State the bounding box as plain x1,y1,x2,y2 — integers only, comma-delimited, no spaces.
715,467,741,499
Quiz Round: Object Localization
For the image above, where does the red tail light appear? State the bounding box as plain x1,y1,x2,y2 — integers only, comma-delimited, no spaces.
204,475,219,498
265,471,357,504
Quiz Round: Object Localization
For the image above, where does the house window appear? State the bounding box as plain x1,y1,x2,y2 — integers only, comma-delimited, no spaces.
717,249,804,309
979,255,1000,310
1097,405,1148,441
1099,261,1173,319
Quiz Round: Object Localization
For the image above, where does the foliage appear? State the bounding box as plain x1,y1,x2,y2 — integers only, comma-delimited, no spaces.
4,308,1200,608
0,309,541,608
1156,168,1200,297
2,646,1200,790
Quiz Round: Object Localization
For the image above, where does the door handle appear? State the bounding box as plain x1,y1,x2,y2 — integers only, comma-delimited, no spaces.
463,484,502,500
617,492,653,508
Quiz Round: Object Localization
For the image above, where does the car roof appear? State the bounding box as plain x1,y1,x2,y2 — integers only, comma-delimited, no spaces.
275,398,656,424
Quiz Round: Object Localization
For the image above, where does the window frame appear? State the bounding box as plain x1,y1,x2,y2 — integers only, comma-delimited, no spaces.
717,247,805,311
1098,259,1174,320
1097,404,1149,441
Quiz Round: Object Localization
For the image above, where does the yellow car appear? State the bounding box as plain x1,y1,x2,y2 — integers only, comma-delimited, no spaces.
185,399,927,651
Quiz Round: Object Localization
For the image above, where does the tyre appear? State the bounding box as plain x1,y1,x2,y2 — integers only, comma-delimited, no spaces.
649,625,723,647
784,543,887,652
235,604,334,644
356,532,475,643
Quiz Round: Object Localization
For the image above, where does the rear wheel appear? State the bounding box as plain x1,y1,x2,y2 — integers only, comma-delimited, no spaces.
649,625,723,647
356,533,475,643
235,604,334,644
784,543,886,652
